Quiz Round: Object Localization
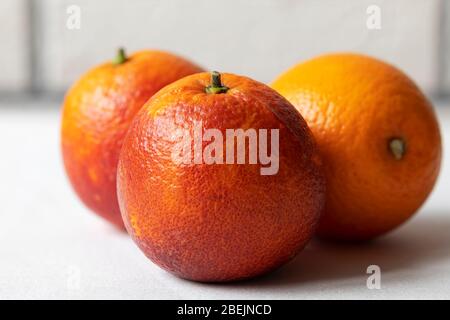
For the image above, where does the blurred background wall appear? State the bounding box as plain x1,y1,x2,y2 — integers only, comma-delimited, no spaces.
0,0,449,102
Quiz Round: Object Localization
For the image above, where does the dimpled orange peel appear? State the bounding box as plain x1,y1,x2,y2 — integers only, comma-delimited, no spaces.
272,53,442,241
61,48,203,229
117,71,325,281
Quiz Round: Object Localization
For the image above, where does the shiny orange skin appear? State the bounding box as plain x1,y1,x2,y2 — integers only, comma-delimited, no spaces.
272,53,442,241
61,50,203,229
117,72,325,282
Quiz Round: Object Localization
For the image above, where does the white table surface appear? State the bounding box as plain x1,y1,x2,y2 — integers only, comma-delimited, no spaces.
0,100,449,300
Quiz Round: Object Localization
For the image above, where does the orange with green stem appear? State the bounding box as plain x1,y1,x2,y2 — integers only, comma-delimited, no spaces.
61,48,203,228
117,71,325,281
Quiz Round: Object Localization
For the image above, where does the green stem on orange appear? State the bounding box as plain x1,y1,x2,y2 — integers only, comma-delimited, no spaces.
205,71,229,94
389,138,406,160
113,47,127,65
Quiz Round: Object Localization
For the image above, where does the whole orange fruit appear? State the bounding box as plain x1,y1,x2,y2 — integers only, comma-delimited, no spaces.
61,48,203,229
272,53,442,241
117,71,325,281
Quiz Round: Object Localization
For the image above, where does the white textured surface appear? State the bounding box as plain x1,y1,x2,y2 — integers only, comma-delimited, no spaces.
0,0,29,91
0,101,449,299
38,0,440,93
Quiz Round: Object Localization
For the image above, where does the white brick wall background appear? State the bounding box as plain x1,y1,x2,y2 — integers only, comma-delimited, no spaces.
0,0,448,98
443,0,450,93
0,0,29,92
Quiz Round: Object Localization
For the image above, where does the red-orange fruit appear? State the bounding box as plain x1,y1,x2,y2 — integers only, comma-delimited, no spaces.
61,49,203,229
271,53,442,240
117,71,325,282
